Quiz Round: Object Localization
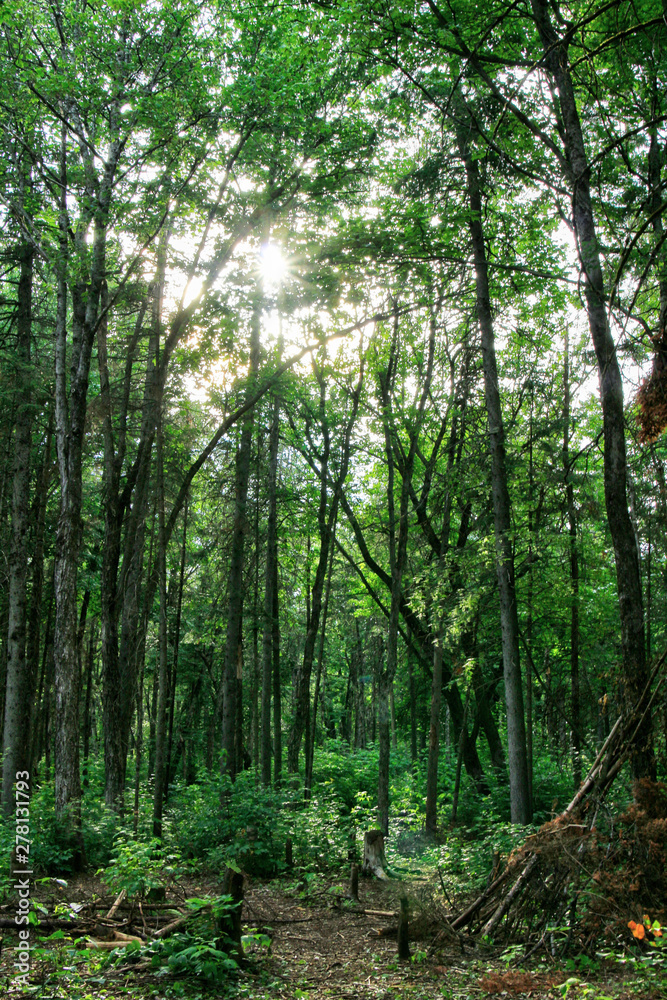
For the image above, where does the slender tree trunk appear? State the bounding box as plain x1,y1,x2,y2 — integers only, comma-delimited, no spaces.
288,358,362,773
272,566,282,784
526,384,535,809
166,494,188,793
220,277,261,781
31,582,53,775
261,396,280,786
530,0,653,780
287,411,332,774
27,413,53,742
133,651,145,838
646,520,651,663
3,240,34,813
82,622,96,789
425,629,443,837
407,636,417,766
53,105,122,847
103,289,157,810
152,287,170,838
305,526,336,799
563,332,582,787
455,105,531,823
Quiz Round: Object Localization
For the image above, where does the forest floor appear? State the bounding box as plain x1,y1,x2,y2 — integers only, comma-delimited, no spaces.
0,872,665,1000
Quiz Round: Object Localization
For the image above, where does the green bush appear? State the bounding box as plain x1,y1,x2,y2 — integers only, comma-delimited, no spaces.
169,769,294,876
100,836,183,898
129,895,241,985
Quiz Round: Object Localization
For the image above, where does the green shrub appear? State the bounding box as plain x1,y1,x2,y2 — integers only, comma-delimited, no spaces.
128,895,240,985
100,836,183,898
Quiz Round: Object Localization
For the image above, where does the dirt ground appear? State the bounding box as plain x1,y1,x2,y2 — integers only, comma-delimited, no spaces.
0,872,665,999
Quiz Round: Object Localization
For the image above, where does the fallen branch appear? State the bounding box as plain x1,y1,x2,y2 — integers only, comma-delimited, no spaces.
154,905,210,940
82,931,143,951
106,889,127,919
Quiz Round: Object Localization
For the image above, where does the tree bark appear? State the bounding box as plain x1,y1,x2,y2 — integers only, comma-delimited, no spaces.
530,0,654,778
272,562,282,784
166,494,188,794
305,517,336,799
455,102,531,823
425,629,443,837
261,395,280,786
563,331,582,787
220,269,261,781
152,381,169,840
3,238,34,813
53,112,122,843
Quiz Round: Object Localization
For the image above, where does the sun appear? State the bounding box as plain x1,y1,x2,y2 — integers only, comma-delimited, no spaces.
259,242,288,289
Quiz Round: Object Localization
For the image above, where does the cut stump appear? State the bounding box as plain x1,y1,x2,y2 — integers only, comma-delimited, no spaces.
397,894,411,960
348,863,360,903
362,830,389,880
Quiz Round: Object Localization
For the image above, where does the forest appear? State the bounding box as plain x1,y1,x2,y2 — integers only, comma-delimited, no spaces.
0,0,666,997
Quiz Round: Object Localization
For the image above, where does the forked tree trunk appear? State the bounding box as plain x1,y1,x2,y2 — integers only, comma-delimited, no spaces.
288,357,363,774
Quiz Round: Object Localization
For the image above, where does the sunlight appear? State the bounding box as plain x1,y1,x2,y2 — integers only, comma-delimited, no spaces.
259,242,288,290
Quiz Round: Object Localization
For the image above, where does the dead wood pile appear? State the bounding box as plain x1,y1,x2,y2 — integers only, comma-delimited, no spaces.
442,654,666,958
0,889,219,952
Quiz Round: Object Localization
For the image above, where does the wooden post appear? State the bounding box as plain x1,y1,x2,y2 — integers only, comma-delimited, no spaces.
348,863,360,903
397,894,411,960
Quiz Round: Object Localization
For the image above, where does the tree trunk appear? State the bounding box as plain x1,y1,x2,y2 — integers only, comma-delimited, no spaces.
425,628,443,837
530,0,653,780
99,292,149,811
152,365,169,839
27,413,53,761
407,636,418,766
288,358,362,773
82,622,96,789
272,565,282,784
563,332,582,787
455,103,531,823
3,240,34,813
53,113,121,848
166,494,188,793
261,396,280,786
220,276,261,780
305,522,336,799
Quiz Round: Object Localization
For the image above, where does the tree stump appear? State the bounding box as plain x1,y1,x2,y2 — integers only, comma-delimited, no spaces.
362,830,388,879
397,894,411,960
348,863,360,903
219,867,244,963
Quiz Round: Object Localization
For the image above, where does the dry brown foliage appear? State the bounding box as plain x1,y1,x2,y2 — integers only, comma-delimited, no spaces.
636,368,667,443
479,970,564,995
